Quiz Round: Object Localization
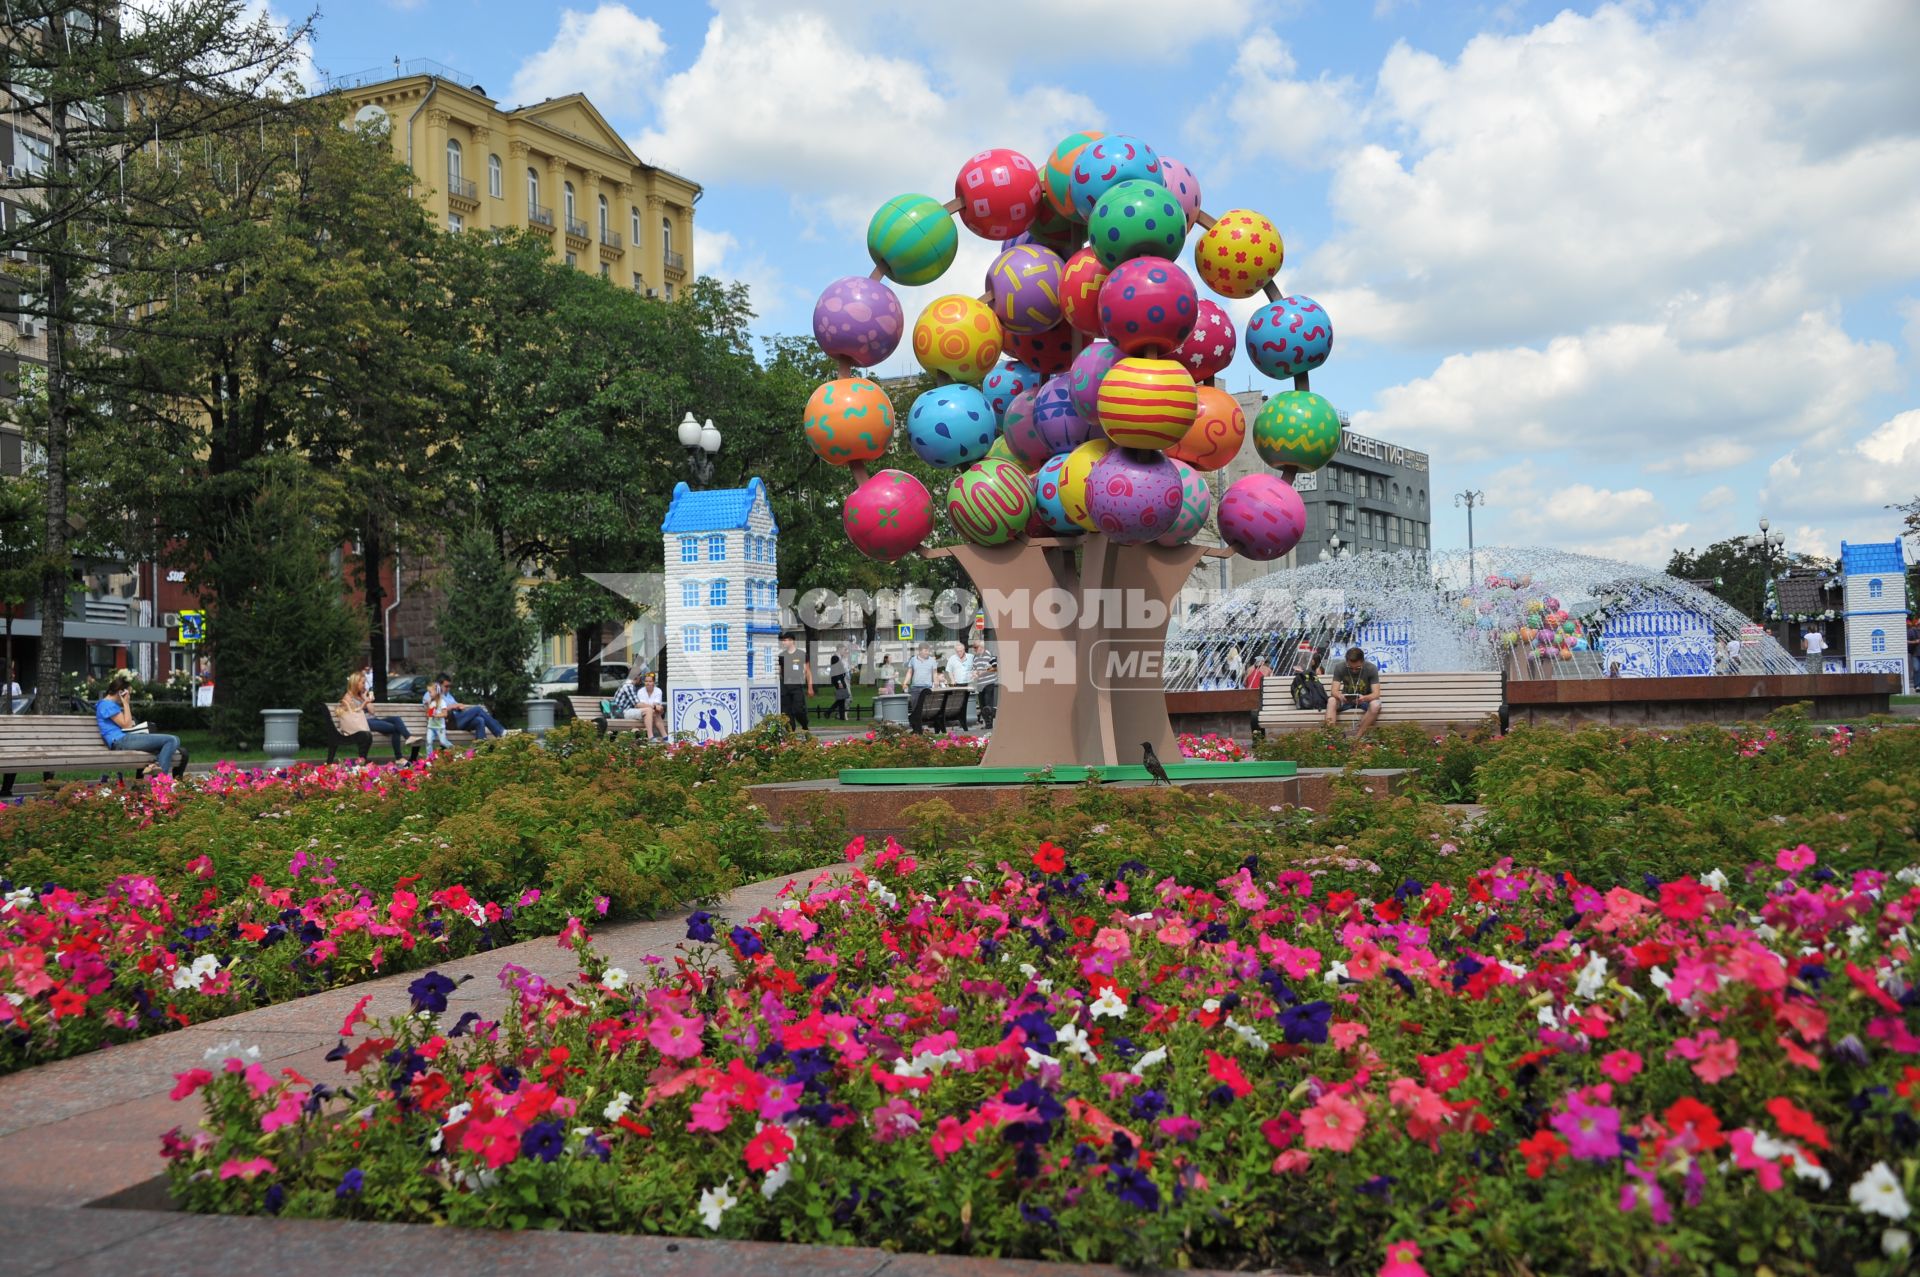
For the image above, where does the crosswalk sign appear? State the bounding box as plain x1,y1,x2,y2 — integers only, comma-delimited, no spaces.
179,610,205,644
896,624,913,642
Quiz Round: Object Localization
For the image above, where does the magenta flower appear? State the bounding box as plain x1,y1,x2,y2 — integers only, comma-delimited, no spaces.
1549,1093,1621,1161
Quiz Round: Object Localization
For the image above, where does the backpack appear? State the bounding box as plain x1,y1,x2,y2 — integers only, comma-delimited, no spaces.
1293,676,1329,711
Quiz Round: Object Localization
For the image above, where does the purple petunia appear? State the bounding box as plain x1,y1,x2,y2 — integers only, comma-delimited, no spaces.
686,910,716,943
408,971,455,1014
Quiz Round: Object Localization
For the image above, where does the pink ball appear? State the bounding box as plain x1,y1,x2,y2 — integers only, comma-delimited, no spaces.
1003,320,1077,375
1099,258,1198,357
955,148,1042,240
1157,157,1202,228
1000,386,1051,468
1068,341,1124,423
843,468,935,562
986,244,1066,335
1156,457,1212,547
1217,473,1306,561
1086,449,1184,545
1173,300,1236,381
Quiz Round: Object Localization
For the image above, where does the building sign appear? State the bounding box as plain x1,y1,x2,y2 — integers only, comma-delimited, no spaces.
1340,429,1429,473
1291,471,1318,492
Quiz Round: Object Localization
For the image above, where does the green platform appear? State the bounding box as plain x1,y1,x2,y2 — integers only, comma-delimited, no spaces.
837,760,1298,786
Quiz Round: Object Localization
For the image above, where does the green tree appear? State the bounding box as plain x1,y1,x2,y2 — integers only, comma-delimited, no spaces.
0,476,46,704
434,526,535,721
1668,537,1835,627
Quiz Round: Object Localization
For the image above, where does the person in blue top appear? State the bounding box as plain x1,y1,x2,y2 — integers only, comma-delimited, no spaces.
96,670,184,778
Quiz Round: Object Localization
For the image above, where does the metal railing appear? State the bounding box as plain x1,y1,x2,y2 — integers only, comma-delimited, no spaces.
323,59,477,94
664,250,685,272
447,175,477,201
600,229,621,250
527,203,553,229
565,215,589,239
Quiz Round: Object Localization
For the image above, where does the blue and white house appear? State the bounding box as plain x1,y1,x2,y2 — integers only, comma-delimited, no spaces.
1839,540,1909,689
661,478,782,740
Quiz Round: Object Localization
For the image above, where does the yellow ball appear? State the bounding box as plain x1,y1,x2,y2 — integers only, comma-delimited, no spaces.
1194,209,1284,299
1095,357,1198,450
912,294,1003,385
1058,438,1112,532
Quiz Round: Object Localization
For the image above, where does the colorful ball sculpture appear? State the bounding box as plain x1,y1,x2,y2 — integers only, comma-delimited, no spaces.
1158,156,1202,228
1252,389,1341,473
1173,299,1236,381
1157,457,1212,547
946,456,1034,546
1043,130,1104,221
1058,248,1111,336
1032,373,1097,458
803,377,895,465
1031,452,1081,535
1217,472,1306,561
1166,384,1247,472
1244,295,1332,379
985,244,1065,336
1067,340,1124,423
954,148,1042,241
999,386,1049,468
1086,448,1183,544
913,294,1002,384
868,194,960,287
1002,320,1076,375
1058,438,1111,531
1194,208,1283,299
1020,207,1087,258
1095,357,1198,450
843,468,934,562
1099,258,1197,357
908,384,997,468
1087,178,1186,269
981,360,1040,421
1067,134,1162,220
813,276,904,368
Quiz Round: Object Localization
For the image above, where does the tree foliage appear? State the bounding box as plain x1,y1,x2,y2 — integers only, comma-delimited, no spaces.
434,526,535,720
1668,536,1835,625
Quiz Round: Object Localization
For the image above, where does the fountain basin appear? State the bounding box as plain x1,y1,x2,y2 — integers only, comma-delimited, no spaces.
1507,672,1897,727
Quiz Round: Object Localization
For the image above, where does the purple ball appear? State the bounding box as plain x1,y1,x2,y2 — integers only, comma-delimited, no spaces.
1086,449,1184,544
986,244,1066,336
1068,341,1124,423
1033,374,1097,459
813,276,904,367
1001,386,1050,468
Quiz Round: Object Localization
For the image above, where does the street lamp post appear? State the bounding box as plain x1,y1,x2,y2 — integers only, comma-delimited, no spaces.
1743,516,1786,637
1322,533,1347,562
677,411,723,489
1454,490,1485,581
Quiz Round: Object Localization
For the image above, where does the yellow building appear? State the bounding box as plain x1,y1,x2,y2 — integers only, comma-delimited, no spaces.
332,61,699,294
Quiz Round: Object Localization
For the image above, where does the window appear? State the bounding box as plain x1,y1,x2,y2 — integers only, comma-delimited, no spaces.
1391,482,1400,503
1388,517,1400,545
16,133,50,176
599,262,610,279
527,167,540,210
565,251,577,268
598,194,609,240
679,536,698,563
1873,628,1888,654
707,534,726,562
564,181,576,222
662,217,673,257
682,626,701,653
447,212,463,232
488,154,502,198
446,138,462,185
633,272,644,292
711,624,730,652
631,207,641,245
664,283,674,301
1870,579,1885,599
682,579,700,608
709,579,728,607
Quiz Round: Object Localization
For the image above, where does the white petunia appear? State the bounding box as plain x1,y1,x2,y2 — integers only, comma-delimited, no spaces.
1134,1046,1168,1071
202,1039,260,1063
2,886,33,913
1055,1021,1096,1062
699,1179,739,1230
1024,1046,1060,1070
1089,989,1128,1020
1574,952,1609,1000
1536,1004,1562,1029
172,953,221,993
1702,868,1728,893
1322,961,1349,986
1884,1228,1912,1258
1225,1016,1268,1051
602,967,629,990
602,1090,633,1122
1853,1162,1912,1221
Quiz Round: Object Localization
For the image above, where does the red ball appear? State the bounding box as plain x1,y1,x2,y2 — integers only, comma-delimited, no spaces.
1173,300,1236,381
955,149,1042,241
1002,320,1077,375
1059,248,1110,337
1099,259,1198,357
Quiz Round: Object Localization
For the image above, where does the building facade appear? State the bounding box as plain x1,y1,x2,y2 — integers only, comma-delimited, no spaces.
661,478,781,740
332,61,700,293
1839,540,1909,689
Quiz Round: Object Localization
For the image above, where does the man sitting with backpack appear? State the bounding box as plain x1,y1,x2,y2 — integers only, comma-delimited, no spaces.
1290,645,1329,712
1326,645,1383,735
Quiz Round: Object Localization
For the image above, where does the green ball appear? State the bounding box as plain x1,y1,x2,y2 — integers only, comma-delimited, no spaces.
867,194,959,287
1253,390,1341,472
1087,179,1185,269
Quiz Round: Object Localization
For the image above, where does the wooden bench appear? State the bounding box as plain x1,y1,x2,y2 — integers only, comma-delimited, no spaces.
916,687,971,734
0,715,167,795
1260,672,1505,732
321,704,430,765
561,694,647,733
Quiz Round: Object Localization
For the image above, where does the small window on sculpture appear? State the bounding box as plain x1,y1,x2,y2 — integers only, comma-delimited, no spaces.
711,624,729,652
1870,579,1885,600
679,536,697,564
1873,629,1887,654
710,580,727,607
682,579,699,608
682,626,700,653
707,533,726,562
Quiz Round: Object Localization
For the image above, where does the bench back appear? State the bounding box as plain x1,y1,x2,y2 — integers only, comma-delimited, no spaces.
1261,671,1504,724
0,716,116,750
566,694,610,720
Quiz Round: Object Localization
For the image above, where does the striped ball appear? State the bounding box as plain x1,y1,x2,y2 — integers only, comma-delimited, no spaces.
867,194,959,287
1094,357,1198,451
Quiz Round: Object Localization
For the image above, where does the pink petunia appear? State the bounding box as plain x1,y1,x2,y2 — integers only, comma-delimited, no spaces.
168,1068,213,1101
1380,1241,1428,1277
218,1156,275,1180
1668,1030,1739,1083
648,1007,707,1061
1549,1093,1621,1161
1599,1050,1643,1084
1301,1092,1366,1153
1776,844,1816,873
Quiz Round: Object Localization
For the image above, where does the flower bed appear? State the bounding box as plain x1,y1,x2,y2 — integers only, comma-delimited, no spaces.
168,833,1920,1275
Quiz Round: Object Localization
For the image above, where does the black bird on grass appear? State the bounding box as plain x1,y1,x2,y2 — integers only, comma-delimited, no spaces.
1141,741,1171,785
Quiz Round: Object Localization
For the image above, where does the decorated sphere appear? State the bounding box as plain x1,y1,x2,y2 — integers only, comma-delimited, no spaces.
812,276,905,368
1087,178,1187,269
1001,320,1076,375
1173,300,1236,380
1251,390,1341,472
913,294,1003,384
842,468,934,562
981,360,1040,421
1058,248,1111,336
955,148,1042,241
1156,457,1212,547
1157,156,1202,228
1015,207,1086,258
1096,357,1198,451
984,435,1029,472
999,386,1050,468
802,377,895,466
1032,373,1097,458
1058,438,1112,531
867,194,960,287
1217,472,1306,561
1099,258,1198,356
1067,134,1163,220
1031,453,1082,535
1067,340,1124,423
1194,208,1283,299
946,456,1035,546
1043,130,1104,221
1245,295,1332,379
1166,384,1247,472
985,244,1065,336
908,383,997,468
1086,448,1184,545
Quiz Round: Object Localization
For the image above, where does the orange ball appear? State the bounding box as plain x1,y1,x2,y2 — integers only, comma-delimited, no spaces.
1095,357,1198,451
803,377,895,466
1194,209,1284,299
1165,384,1247,471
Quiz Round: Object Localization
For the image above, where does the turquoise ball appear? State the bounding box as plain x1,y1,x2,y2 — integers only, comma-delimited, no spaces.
867,194,959,287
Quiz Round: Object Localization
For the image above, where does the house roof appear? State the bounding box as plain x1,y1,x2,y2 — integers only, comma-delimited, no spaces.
660,478,778,534
1841,540,1906,576
1773,572,1832,616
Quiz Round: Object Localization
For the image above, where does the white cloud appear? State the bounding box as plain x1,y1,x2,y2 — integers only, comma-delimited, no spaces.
1698,485,1736,512
696,228,790,316
1573,522,1694,571
509,5,667,112
1901,297,1920,361
1505,483,1664,539
1648,440,1756,477
1199,30,1361,170
1762,409,1920,541
718,0,1256,60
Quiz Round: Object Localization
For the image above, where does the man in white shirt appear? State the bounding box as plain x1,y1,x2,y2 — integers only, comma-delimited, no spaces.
1801,627,1827,676
945,641,972,688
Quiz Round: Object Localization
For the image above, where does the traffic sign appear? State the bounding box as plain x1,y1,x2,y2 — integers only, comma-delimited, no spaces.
179,610,206,644
896,624,914,642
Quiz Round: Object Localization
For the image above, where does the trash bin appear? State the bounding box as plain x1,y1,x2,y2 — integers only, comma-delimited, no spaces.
874,693,909,724
260,708,301,767
525,698,556,736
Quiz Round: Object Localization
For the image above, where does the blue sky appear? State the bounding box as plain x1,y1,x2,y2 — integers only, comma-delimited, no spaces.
302,0,1920,567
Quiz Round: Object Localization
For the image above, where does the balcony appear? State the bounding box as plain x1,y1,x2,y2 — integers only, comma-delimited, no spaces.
663,249,686,276
564,214,590,237
527,203,554,230
446,174,479,212
600,229,621,250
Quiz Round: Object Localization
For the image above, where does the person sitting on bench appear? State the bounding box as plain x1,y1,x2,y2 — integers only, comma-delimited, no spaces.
338,670,414,761
428,673,507,740
1326,645,1383,735
96,670,184,780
